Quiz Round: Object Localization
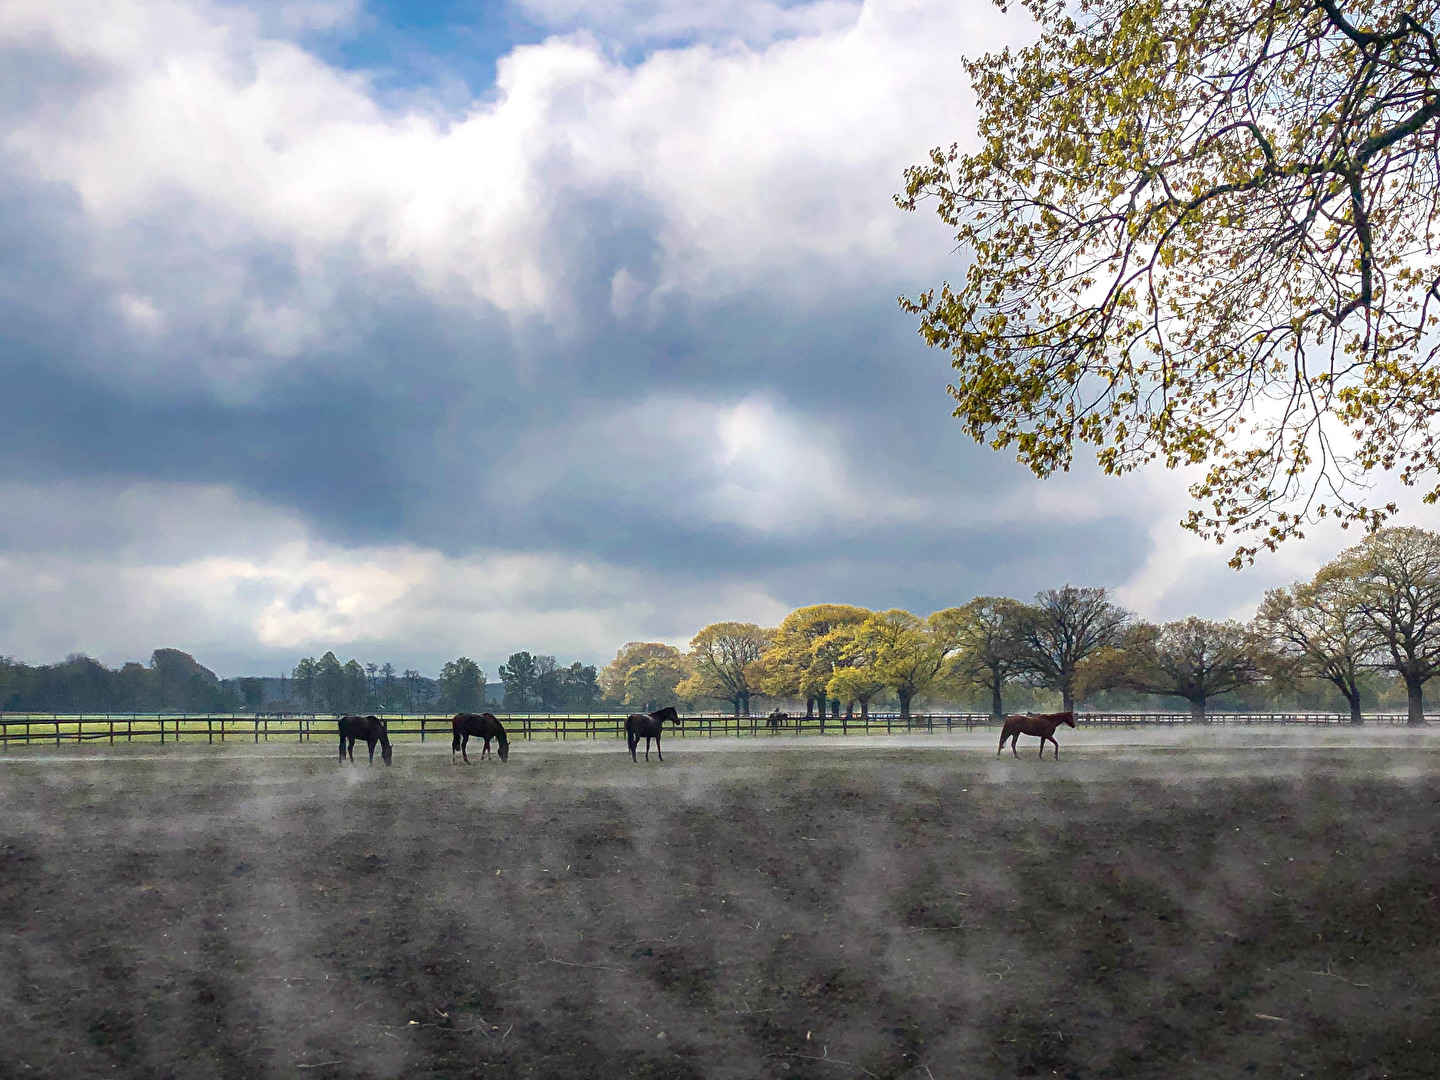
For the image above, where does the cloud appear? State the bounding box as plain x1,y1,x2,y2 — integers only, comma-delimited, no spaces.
0,0,1379,675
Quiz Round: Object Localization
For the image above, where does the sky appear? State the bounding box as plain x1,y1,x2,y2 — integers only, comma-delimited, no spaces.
0,0,1418,679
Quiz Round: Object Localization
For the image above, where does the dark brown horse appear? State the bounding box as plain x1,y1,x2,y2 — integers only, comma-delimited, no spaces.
997,710,1076,760
626,706,680,762
765,710,789,730
451,712,509,763
339,715,392,765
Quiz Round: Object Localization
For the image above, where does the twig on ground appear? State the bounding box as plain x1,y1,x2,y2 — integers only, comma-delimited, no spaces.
905,924,965,934
542,958,624,972
1254,1014,1290,1022
769,1052,880,1078
296,1062,341,1069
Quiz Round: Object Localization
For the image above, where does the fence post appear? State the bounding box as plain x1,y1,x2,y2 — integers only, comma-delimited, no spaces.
421,715,427,743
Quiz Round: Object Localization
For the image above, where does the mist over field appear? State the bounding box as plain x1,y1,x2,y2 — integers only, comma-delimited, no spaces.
4,732,1440,1079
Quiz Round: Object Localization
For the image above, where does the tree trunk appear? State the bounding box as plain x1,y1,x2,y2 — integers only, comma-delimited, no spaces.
1189,697,1207,722
1345,688,1363,725
831,698,840,718
806,696,816,717
860,700,869,721
1061,681,1074,712
898,690,913,718
1407,675,1426,725
990,678,1004,720
739,690,750,717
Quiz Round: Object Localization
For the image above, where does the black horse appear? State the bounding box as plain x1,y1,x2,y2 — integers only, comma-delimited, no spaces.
338,715,392,765
766,710,789,730
451,712,509,763
626,706,680,762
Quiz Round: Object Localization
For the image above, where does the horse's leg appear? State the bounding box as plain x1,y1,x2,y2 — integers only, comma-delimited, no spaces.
347,737,356,763
1011,734,1020,759
368,737,377,764
1050,736,1059,760
340,733,347,763
656,734,663,762
481,738,490,760
629,733,638,762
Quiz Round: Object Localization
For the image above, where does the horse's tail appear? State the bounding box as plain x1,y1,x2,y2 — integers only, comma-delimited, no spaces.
997,722,1012,756
451,719,463,753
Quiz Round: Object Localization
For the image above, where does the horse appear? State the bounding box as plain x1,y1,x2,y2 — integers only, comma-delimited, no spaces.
766,710,789,730
626,706,680,762
338,715,392,765
997,710,1076,760
451,712,509,763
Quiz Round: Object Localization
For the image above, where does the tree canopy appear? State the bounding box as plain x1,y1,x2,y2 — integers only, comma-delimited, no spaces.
677,622,773,716
900,0,1440,564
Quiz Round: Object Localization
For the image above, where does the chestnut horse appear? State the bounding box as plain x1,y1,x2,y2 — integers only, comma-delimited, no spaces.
997,710,1076,760
451,712,509,763
626,706,680,762
338,715,392,765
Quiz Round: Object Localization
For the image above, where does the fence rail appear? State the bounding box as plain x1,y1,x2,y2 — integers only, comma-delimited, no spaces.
0,710,1433,748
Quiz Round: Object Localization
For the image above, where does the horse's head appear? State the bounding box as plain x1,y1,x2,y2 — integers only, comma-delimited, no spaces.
1061,711,1077,728
659,705,681,726
497,735,510,762
372,717,393,765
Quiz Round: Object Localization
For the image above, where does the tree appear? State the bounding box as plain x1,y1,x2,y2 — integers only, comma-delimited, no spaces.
554,662,601,711
1121,618,1272,720
677,622,773,716
1019,586,1130,711
401,668,431,710
438,657,487,713
623,655,690,712
601,643,685,704
499,652,543,712
1332,526,1440,723
824,623,886,720
946,597,1029,718
757,605,871,716
1258,567,1372,723
900,0,1440,564
852,609,956,718
292,657,318,710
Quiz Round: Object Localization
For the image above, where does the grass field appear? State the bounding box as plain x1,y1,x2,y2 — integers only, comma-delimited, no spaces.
3,731,1440,1079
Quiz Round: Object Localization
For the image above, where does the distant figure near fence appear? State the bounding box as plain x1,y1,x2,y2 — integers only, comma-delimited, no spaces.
766,710,789,730
997,711,1076,760
626,706,680,762
451,712,509,763
338,715,392,766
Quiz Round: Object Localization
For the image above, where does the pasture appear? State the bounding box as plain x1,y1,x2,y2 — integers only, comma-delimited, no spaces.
2,731,1439,1079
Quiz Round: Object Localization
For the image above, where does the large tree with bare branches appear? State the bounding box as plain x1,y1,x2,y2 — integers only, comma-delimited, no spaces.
900,1,1440,565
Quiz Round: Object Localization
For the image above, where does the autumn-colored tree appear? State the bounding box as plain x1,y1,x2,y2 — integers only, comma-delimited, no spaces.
757,605,871,716
676,622,773,716
852,609,958,718
1258,568,1372,723
824,624,886,720
901,0,1440,564
600,642,684,703
1121,618,1272,721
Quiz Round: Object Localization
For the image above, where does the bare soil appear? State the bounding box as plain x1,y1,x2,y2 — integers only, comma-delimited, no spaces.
3,734,1440,1079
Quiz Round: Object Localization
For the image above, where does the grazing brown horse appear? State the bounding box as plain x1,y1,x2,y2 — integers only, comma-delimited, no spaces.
626,706,680,762
997,710,1076,760
765,710,789,730
451,712,509,763
339,715,392,765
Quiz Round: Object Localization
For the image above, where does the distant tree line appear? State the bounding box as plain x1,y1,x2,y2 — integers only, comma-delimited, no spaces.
598,527,1440,725
0,649,241,713
7,527,1440,721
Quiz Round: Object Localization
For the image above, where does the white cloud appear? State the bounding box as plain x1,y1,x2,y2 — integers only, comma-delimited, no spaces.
0,0,1023,362
0,480,791,672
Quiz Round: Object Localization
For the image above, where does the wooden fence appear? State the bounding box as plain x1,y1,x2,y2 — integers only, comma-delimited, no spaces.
0,710,1432,748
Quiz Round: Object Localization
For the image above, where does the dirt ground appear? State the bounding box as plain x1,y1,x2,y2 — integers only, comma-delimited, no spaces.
3,731,1440,1079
